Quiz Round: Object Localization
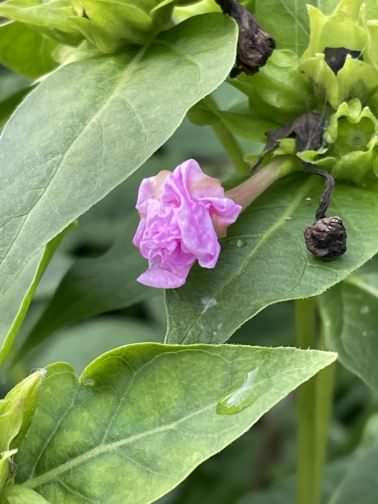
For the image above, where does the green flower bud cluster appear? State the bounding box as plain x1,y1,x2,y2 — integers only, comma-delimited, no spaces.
0,0,202,54
300,0,378,109
232,50,314,123
300,99,378,186
231,0,378,186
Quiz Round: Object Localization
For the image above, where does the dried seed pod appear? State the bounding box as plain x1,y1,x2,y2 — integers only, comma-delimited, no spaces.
302,163,347,260
304,216,347,259
215,0,275,75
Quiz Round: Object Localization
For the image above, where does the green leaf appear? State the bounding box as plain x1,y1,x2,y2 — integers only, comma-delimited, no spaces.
0,0,83,46
328,443,378,504
174,0,219,22
0,72,32,128
237,458,349,504
190,97,276,145
5,486,50,504
220,105,276,145
70,1,154,50
0,14,237,361
14,343,335,502
231,50,314,124
0,370,45,494
0,230,69,367
0,87,30,129
166,175,378,345
27,318,162,373
255,0,312,54
319,256,378,393
255,0,357,55
0,22,58,79
22,218,156,356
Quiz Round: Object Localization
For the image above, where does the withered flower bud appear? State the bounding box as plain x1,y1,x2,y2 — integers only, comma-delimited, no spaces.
303,163,347,260
304,217,347,259
324,47,362,74
265,111,325,153
216,0,275,75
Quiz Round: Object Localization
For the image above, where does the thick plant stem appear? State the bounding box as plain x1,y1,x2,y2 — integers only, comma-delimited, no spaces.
315,333,336,489
295,300,336,504
204,96,249,176
295,298,327,504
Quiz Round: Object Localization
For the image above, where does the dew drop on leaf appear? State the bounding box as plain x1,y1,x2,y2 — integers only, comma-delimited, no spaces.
201,297,217,314
236,239,246,248
217,368,259,415
360,305,370,315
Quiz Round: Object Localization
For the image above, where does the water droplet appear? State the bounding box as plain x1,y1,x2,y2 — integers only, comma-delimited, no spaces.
285,216,293,221
217,368,259,415
236,239,246,248
362,331,368,337
360,305,370,315
305,197,312,202
217,323,223,330
201,297,217,314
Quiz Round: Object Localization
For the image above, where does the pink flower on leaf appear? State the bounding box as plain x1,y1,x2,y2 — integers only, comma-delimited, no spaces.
133,159,241,289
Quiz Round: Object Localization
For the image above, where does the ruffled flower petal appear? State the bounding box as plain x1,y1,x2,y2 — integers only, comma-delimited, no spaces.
133,159,241,289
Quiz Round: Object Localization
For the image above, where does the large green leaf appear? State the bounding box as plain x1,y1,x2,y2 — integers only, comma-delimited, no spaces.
14,343,335,503
0,22,58,78
166,175,378,345
0,14,237,362
319,257,378,393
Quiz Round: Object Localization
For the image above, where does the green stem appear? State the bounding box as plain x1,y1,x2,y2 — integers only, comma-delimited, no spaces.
204,96,249,176
296,298,318,504
295,298,334,504
315,332,336,488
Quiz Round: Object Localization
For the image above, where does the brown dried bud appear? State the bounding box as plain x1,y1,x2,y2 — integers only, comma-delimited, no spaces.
265,112,325,153
216,0,275,75
304,216,347,260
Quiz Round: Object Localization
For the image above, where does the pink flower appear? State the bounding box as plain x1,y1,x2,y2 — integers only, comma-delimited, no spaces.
133,159,242,289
